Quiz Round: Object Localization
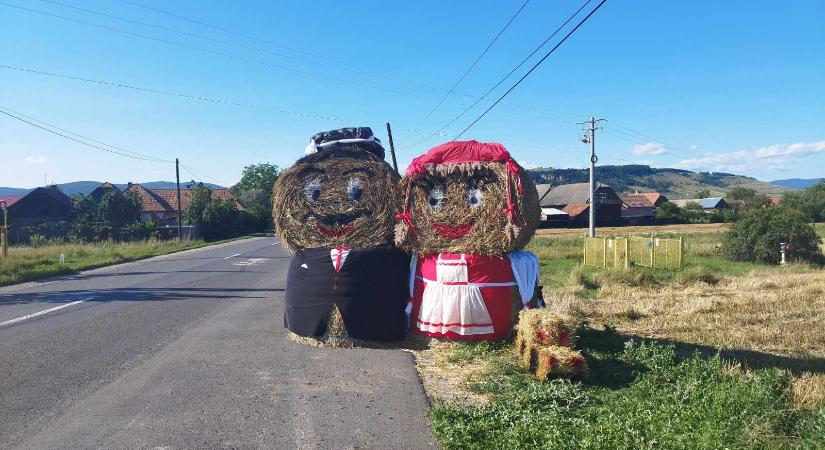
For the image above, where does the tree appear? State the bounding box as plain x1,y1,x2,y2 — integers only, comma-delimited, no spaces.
682,202,708,224
726,187,771,209
99,190,141,229
781,181,825,222
231,163,281,232
200,198,239,240
184,183,212,226
694,189,712,199
656,202,683,222
722,206,822,264
232,163,281,197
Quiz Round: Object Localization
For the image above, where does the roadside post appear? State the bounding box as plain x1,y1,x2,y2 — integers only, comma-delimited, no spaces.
385,122,399,175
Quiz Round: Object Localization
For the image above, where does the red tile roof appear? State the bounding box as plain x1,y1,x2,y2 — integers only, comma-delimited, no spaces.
125,184,243,213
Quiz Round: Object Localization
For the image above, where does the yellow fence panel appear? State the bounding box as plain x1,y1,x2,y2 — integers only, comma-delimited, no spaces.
586,235,682,270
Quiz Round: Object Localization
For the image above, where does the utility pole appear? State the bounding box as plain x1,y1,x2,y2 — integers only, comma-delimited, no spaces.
578,116,605,237
385,122,399,175
0,200,8,258
176,158,183,242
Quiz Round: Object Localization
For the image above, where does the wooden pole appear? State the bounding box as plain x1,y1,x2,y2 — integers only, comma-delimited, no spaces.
650,235,655,268
1,201,7,258
602,237,607,268
625,237,630,268
176,158,183,242
678,236,684,269
385,122,399,175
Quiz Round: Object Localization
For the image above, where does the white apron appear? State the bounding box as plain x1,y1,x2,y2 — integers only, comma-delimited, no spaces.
417,254,495,336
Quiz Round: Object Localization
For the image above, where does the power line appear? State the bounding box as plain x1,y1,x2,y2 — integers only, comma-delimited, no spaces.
36,0,439,91
403,0,594,151
113,0,482,95
0,64,455,140
0,105,172,163
415,0,530,127
453,0,609,140
114,0,376,75
0,1,436,99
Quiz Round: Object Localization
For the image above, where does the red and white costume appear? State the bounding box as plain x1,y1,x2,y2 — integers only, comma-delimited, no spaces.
409,252,537,340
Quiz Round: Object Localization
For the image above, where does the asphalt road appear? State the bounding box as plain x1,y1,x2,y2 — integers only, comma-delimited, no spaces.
0,237,436,449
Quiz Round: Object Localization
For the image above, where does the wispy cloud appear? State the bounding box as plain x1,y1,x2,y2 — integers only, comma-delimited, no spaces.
24,155,47,164
679,141,825,173
631,142,667,156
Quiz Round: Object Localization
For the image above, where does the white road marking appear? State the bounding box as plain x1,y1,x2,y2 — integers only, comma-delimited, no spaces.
0,299,90,327
233,258,266,266
223,253,242,259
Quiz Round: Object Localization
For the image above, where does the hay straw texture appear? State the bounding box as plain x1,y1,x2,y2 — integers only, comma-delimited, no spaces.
515,309,576,367
395,161,539,255
273,147,401,252
534,346,588,380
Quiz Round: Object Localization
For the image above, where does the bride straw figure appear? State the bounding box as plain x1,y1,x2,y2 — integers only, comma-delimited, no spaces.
395,140,542,340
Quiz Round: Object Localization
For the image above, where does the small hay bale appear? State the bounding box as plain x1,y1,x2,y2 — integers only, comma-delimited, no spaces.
515,309,576,367
534,346,588,380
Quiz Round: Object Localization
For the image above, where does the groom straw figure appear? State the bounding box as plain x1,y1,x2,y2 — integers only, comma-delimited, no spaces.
273,127,407,342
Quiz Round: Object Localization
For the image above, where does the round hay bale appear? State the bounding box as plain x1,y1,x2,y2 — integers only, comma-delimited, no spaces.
273,146,401,252
395,157,539,255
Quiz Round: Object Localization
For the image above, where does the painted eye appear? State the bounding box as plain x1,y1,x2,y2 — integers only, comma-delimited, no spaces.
427,187,444,211
347,177,363,203
304,178,322,203
467,188,483,208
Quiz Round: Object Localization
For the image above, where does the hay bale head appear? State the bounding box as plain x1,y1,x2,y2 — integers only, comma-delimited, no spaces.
273,128,400,252
395,140,539,255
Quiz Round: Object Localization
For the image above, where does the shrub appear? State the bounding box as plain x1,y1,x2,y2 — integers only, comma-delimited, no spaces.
676,266,719,285
596,267,658,287
722,206,822,264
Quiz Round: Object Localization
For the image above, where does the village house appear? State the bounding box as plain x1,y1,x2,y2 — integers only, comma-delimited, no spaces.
5,186,73,243
620,192,669,223
123,183,243,226
672,197,730,211
536,182,623,227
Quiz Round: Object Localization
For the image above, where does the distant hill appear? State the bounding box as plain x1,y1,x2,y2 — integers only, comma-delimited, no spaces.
0,181,225,197
527,165,789,199
770,178,823,190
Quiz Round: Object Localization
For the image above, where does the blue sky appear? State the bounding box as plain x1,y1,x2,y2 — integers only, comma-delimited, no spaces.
1,0,823,188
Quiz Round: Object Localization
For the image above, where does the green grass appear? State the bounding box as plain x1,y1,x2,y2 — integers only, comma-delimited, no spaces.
526,231,783,290
0,237,246,286
430,330,825,449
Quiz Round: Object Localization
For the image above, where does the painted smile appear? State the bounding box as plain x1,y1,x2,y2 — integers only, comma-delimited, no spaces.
315,223,355,237
431,221,475,240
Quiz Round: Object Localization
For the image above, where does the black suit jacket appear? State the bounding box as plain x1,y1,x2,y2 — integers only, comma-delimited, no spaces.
284,247,409,341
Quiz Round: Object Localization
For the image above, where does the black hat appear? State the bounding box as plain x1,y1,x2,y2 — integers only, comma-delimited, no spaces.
304,127,385,159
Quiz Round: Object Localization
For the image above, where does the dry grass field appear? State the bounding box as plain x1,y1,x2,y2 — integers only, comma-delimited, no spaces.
535,222,729,237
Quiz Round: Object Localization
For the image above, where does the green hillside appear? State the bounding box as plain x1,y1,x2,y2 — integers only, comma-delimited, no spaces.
527,165,789,199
